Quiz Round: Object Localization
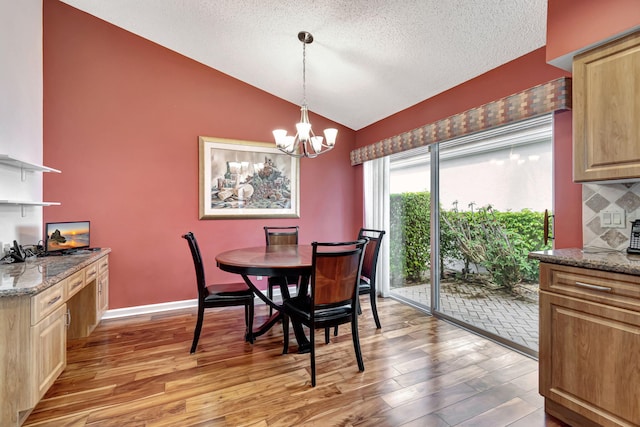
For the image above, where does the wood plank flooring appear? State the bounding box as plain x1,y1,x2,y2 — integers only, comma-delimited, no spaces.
24,298,568,426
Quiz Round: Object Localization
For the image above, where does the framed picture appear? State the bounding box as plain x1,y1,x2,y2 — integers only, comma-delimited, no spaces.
199,136,300,219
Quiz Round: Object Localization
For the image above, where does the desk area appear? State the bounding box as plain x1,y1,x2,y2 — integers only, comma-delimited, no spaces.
0,249,110,426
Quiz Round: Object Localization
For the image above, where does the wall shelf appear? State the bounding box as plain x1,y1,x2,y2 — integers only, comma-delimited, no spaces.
0,154,61,181
0,154,61,216
0,200,61,217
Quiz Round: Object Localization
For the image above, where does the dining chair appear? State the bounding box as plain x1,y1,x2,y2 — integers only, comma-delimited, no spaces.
355,228,386,328
264,226,299,315
281,239,367,386
182,232,255,353
331,228,385,340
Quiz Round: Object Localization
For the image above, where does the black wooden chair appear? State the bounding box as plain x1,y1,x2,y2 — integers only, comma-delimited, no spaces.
355,228,386,328
182,232,255,354
264,226,299,315
281,239,367,386
331,228,385,340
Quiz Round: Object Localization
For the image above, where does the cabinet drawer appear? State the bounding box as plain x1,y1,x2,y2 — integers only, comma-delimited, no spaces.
540,263,640,312
84,261,99,284
31,281,65,325
98,256,109,275
65,270,85,299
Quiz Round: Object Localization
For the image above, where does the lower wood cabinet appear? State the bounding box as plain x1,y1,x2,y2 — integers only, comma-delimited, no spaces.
539,263,640,427
0,252,109,426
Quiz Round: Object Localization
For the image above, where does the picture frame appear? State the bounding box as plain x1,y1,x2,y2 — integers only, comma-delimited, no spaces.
199,136,300,219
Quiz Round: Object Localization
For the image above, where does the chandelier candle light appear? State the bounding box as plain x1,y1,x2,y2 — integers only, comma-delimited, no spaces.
273,31,337,158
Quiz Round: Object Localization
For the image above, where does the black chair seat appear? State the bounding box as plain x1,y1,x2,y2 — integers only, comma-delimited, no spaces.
283,296,352,324
358,279,371,294
204,282,254,298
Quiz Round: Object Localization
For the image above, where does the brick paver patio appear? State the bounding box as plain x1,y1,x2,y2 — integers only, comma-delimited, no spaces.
390,281,539,352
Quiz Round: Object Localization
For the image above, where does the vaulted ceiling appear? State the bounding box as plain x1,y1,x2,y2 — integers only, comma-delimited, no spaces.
59,0,547,130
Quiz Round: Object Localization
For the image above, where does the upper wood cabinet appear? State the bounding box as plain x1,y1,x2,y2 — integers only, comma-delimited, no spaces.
573,31,640,182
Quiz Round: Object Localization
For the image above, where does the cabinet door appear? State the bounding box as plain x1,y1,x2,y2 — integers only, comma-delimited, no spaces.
97,270,108,319
540,291,640,426
573,31,640,182
29,303,66,405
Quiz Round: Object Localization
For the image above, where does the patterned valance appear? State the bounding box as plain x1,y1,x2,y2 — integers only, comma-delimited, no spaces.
350,77,572,165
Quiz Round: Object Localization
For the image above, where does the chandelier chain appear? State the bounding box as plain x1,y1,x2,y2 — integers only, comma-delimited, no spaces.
302,39,307,106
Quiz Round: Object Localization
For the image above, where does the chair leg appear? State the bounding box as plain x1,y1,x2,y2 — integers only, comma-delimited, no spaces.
190,304,205,354
282,314,290,354
370,291,381,329
268,283,273,316
324,327,330,344
334,325,339,336
245,300,255,343
351,315,365,372
310,326,316,387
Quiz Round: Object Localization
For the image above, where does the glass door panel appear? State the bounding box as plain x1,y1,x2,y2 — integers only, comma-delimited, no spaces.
388,147,432,311
435,116,553,355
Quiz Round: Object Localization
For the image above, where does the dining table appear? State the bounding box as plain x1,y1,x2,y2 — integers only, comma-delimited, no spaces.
215,244,313,351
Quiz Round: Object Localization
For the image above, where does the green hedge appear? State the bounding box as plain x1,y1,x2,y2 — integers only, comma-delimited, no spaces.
390,192,551,290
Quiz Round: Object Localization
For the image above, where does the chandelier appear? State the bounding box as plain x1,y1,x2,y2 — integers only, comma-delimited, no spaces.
272,31,337,158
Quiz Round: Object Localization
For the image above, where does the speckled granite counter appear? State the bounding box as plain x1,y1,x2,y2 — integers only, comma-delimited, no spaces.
529,247,640,276
0,248,111,296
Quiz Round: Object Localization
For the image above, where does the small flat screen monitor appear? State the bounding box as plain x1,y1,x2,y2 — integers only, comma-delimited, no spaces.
45,221,90,254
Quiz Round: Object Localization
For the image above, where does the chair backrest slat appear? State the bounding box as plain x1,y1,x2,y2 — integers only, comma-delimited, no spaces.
264,226,299,246
311,240,367,307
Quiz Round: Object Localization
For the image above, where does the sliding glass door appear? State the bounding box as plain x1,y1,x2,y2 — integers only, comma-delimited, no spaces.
387,115,552,355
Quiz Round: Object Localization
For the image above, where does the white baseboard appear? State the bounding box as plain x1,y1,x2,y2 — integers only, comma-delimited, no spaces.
101,299,198,320
101,288,285,320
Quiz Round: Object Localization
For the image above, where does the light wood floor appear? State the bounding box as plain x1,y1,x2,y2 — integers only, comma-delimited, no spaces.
24,298,567,426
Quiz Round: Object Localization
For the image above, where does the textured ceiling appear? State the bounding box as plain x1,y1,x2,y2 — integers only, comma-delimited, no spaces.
59,0,547,130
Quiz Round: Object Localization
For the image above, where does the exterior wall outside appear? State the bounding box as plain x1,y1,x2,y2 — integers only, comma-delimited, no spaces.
391,140,552,213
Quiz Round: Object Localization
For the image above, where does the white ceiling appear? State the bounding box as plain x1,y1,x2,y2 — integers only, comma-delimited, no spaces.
59,0,547,131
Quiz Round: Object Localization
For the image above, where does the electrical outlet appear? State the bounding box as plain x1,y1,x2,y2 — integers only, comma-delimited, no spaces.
2,243,10,255
256,276,263,280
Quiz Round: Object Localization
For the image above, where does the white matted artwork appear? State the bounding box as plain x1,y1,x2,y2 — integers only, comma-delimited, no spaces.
198,136,300,219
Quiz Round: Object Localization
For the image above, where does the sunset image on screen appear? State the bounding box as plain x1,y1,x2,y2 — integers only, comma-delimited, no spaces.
46,221,90,251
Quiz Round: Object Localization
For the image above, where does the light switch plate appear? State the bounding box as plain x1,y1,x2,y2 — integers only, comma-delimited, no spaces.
600,208,626,228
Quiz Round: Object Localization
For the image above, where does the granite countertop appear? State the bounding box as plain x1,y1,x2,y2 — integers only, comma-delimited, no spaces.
529,247,640,276
0,248,111,297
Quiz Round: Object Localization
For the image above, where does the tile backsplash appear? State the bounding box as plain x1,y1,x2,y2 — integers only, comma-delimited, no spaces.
583,182,640,250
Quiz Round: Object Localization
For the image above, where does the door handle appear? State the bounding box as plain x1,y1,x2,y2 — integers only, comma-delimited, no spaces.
544,209,554,246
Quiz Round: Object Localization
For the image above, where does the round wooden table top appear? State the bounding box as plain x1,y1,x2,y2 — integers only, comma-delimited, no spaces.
215,245,312,276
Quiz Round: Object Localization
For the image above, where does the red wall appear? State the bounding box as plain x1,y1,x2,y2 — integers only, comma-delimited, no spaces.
546,0,640,63
43,1,358,309
552,110,582,248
